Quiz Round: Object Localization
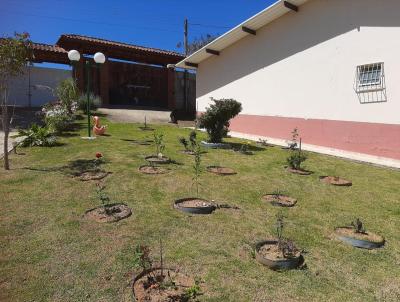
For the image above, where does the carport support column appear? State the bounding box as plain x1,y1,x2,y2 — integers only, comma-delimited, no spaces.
99,60,109,106
167,66,175,110
75,60,85,93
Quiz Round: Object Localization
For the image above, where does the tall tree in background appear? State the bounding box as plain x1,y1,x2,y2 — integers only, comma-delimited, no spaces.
177,34,218,55
0,32,31,170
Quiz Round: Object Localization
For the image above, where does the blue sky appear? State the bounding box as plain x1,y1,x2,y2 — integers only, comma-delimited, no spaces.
0,0,275,53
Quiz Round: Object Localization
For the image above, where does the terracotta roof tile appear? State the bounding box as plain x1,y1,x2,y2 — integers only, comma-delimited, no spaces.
57,34,183,58
30,42,67,54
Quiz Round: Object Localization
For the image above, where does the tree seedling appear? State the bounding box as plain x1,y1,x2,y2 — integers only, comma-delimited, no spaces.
350,218,367,234
179,137,189,151
153,131,165,158
95,182,111,215
275,213,299,258
286,140,307,170
288,127,299,150
192,144,202,197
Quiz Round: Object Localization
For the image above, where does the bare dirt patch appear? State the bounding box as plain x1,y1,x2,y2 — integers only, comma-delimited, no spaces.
286,167,312,175
320,176,352,186
84,203,132,223
139,165,168,175
334,227,383,243
262,194,297,207
206,166,237,176
133,268,194,302
75,170,110,181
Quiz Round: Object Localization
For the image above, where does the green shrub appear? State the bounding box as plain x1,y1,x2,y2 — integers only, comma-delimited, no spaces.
78,93,101,114
286,150,307,170
16,124,58,147
198,98,242,143
55,78,79,114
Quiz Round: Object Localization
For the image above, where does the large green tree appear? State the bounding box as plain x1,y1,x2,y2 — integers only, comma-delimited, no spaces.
0,32,31,170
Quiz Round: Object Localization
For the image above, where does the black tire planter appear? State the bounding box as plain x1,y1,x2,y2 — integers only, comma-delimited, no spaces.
255,240,302,270
334,227,385,249
145,155,170,164
174,197,216,215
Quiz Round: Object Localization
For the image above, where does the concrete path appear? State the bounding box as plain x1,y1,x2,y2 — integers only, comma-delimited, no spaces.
98,108,172,124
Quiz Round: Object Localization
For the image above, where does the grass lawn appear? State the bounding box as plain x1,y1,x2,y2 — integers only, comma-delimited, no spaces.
1,116,400,302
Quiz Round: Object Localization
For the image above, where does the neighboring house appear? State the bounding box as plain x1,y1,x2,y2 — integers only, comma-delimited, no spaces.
176,0,400,165
7,34,196,112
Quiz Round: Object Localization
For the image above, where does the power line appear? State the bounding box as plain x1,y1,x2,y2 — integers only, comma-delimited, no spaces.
0,10,182,34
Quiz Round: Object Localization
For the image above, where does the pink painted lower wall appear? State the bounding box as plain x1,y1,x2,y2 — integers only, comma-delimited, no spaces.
229,114,400,160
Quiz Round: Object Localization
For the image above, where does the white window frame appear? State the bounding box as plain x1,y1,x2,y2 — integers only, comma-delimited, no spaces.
355,62,385,92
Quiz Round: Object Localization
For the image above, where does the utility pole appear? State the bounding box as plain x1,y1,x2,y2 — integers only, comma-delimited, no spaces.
183,18,189,112
184,18,188,56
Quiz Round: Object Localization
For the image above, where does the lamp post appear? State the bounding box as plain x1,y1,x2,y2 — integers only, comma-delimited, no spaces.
68,49,106,139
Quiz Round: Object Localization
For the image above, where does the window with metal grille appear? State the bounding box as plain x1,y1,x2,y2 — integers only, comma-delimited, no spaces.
355,62,385,92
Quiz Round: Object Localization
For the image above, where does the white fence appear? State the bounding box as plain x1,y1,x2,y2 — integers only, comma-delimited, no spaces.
8,66,72,107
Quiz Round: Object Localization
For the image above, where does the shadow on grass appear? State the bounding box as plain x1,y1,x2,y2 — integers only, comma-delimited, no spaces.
229,142,265,152
23,158,110,176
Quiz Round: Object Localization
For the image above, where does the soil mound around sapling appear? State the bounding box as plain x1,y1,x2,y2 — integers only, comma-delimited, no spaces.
75,170,110,181
139,165,168,175
286,167,312,175
255,240,302,270
335,227,384,243
262,194,297,207
174,198,216,215
145,155,170,164
84,203,131,223
133,268,194,302
320,176,352,186
206,166,237,175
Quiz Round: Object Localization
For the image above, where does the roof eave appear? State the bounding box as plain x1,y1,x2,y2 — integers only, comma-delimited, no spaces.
175,0,308,69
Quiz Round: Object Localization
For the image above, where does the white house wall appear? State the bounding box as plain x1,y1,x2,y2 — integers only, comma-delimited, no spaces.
195,0,400,161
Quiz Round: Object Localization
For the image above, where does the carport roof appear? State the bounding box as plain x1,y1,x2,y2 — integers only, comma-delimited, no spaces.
56,34,184,66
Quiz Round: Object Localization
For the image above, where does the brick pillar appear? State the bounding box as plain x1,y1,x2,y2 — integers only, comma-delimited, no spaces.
167,66,175,110
99,60,110,107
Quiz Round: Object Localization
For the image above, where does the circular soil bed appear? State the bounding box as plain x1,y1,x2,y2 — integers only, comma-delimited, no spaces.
334,227,385,249
84,203,132,223
133,268,194,302
287,167,312,175
145,155,170,164
262,194,297,207
75,170,110,181
139,165,169,175
174,197,216,215
320,176,352,186
206,165,237,176
255,240,302,270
